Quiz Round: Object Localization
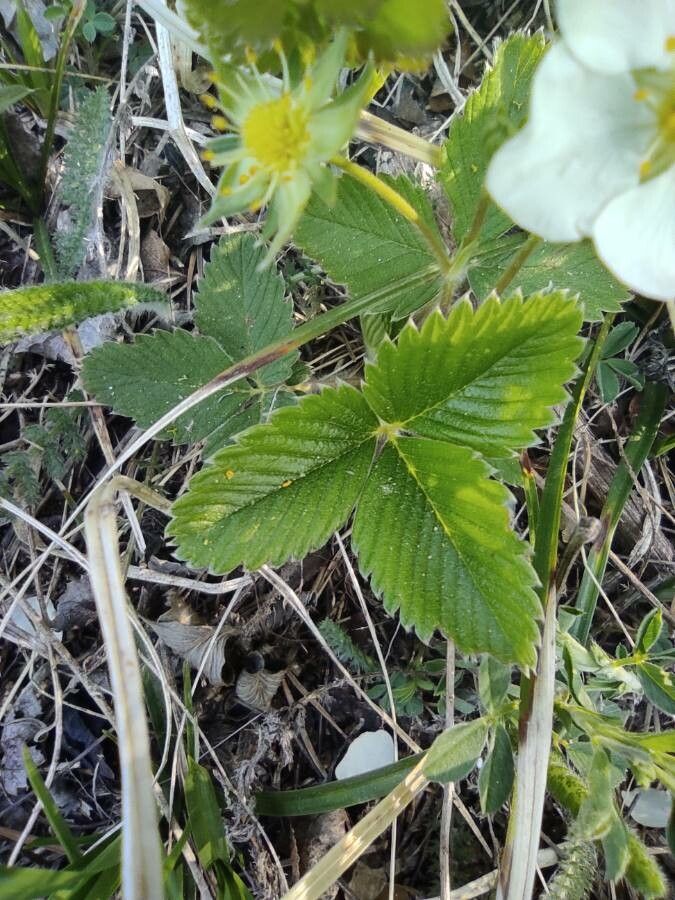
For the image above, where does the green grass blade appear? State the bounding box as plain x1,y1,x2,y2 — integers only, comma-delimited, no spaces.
255,753,422,816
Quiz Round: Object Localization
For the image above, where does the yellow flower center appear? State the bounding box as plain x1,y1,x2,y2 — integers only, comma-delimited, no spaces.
241,93,310,174
633,53,675,179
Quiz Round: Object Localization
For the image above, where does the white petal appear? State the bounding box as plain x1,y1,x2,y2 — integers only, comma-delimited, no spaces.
486,44,651,242
592,166,675,301
335,730,395,780
557,0,675,74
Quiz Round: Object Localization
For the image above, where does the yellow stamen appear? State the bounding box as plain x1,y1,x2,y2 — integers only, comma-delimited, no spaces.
244,46,257,65
211,115,229,132
665,35,675,52
272,38,283,54
220,186,233,197
241,93,310,173
281,480,292,488
200,92,218,110
225,469,235,479
633,88,649,102
239,173,250,185
201,149,215,162
639,159,653,178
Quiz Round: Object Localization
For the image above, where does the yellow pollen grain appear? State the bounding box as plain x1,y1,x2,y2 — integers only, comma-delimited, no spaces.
639,159,652,178
666,35,675,52
239,173,250,185
281,480,292,488
225,469,235,479
633,88,649,102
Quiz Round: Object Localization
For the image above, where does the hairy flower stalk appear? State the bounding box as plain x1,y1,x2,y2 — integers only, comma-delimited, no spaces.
200,31,373,263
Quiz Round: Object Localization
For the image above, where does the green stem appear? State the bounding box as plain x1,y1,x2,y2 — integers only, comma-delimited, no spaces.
570,379,668,645
532,315,614,596
38,0,85,198
460,189,491,249
494,234,541,295
331,155,453,276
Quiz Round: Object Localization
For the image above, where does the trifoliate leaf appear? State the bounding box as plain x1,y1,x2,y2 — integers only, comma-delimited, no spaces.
352,438,541,667
82,234,298,453
82,329,247,445
468,236,628,321
478,724,515,814
195,232,296,386
423,718,489,783
362,293,583,457
439,32,547,242
168,385,378,573
0,281,165,341
295,174,443,320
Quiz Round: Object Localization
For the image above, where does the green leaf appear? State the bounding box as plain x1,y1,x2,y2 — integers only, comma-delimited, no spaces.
92,11,117,33
23,748,81,865
295,174,443,320
362,293,583,457
423,718,489,783
468,237,628,322
479,655,511,713
439,32,547,242
0,865,84,898
185,0,446,67
168,385,378,573
195,233,296,385
638,663,675,715
478,724,514,814
0,281,166,341
354,0,449,65
576,749,616,840
0,84,33,113
602,816,630,881
352,437,541,666
256,753,422,816
82,329,247,446
184,758,230,869
602,322,639,359
636,609,664,654
597,360,621,403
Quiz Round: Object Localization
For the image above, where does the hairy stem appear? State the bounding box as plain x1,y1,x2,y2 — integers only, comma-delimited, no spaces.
494,234,541,295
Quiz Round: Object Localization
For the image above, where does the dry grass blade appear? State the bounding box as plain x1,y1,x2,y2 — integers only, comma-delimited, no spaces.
84,479,163,900
282,757,430,900
496,593,557,900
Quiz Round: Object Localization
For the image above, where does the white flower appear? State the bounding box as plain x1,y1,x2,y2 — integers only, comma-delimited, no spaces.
486,0,675,301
